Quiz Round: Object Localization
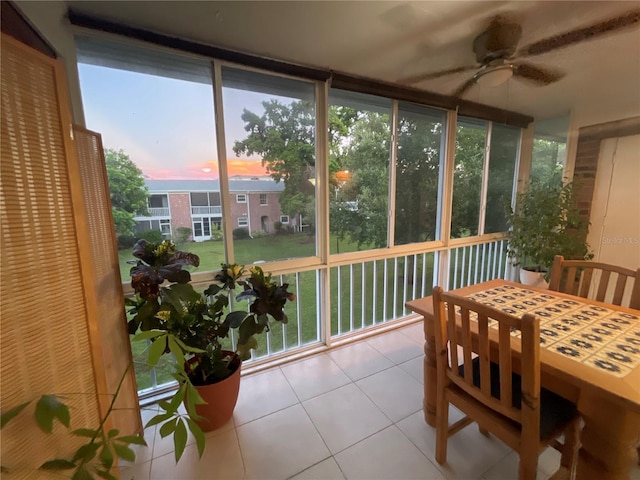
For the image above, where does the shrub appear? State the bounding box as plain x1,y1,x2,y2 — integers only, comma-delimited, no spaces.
138,229,163,244
233,227,250,240
174,226,192,246
117,234,137,250
210,224,224,241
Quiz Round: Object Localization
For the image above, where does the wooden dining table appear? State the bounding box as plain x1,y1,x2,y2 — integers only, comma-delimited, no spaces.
406,279,640,480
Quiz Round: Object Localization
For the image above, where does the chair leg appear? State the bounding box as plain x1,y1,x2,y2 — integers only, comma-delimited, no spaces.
518,450,538,480
478,426,489,437
435,391,449,464
558,419,581,480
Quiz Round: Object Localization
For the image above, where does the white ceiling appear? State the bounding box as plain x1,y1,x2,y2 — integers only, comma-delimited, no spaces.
65,1,640,121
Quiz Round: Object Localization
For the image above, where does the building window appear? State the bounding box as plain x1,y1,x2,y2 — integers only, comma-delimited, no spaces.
236,194,247,203
280,215,289,224
238,217,248,227
259,193,267,205
160,219,171,238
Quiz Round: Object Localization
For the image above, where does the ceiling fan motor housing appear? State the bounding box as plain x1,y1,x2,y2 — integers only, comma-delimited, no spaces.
473,21,523,63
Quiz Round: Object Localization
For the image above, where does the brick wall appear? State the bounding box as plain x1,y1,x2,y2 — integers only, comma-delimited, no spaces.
169,193,192,236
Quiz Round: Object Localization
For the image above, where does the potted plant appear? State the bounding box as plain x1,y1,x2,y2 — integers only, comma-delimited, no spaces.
506,180,592,287
125,239,295,461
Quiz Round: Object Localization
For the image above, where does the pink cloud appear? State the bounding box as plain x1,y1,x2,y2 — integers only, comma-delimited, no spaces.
142,159,269,180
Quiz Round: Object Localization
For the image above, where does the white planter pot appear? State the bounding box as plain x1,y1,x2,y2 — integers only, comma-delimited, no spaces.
519,268,549,289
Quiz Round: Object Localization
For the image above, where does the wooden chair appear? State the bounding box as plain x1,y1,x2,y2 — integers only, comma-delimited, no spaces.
548,255,640,309
432,286,581,480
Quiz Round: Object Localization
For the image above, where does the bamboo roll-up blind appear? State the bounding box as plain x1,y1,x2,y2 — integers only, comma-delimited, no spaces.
1,33,101,476
73,125,141,435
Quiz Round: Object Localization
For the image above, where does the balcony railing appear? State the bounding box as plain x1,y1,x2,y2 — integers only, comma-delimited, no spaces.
147,207,170,217
191,206,222,215
134,235,511,399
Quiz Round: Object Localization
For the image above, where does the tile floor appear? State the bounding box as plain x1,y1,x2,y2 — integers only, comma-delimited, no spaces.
120,321,640,480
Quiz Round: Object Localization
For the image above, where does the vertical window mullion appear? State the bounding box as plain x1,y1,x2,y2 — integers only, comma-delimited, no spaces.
387,100,399,248
212,60,235,264
478,122,492,236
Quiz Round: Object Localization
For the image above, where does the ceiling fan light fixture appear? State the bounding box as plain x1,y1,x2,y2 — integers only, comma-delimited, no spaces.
475,64,513,87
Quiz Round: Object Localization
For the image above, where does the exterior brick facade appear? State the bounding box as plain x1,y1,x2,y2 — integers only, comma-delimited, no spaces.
133,177,288,241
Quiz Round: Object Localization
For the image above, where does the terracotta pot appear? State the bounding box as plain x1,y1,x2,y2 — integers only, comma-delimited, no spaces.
186,352,241,432
519,268,549,289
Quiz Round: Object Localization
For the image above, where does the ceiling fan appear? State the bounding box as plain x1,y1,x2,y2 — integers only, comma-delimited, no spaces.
398,9,640,98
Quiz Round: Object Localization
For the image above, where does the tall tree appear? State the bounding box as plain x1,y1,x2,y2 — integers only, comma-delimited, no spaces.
530,138,564,187
451,125,485,238
394,115,443,245
233,100,317,228
330,111,390,249
104,148,149,236
233,100,359,232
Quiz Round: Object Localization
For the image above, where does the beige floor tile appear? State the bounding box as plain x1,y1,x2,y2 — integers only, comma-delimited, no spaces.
238,404,330,480
290,457,345,480
366,330,424,364
234,368,299,425
303,383,391,454
397,410,510,480
148,427,244,479
328,341,395,381
481,451,546,480
119,459,151,480
334,425,443,479
355,366,423,422
281,354,351,401
398,355,424,385
397,321,424,342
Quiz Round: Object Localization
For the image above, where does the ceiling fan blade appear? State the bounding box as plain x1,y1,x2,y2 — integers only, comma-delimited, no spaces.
398,64,478,84
486,16,522,54
513,63,565,85
452,76,479,98
519,9,640,57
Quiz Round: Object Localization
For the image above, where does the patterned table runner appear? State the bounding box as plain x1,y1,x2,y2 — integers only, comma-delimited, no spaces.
463,284,640,378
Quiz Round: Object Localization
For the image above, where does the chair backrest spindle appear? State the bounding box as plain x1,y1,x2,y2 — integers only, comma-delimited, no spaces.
549,255,640,309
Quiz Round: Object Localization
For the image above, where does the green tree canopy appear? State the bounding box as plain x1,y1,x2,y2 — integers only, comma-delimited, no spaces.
104,148,149,236
233,99,506,249
233,100,317,227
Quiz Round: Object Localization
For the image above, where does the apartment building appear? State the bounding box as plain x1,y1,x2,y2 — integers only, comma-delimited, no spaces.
134,176,289,241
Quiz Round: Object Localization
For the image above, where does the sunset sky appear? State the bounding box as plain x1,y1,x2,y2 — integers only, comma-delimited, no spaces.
78,64,275,180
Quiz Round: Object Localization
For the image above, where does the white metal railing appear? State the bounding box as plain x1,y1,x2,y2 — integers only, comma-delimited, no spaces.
191,206,222,215
448,238,510,290
147,207,170,217
134,235,510,398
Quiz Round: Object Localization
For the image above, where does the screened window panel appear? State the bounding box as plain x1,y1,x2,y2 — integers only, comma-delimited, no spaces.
451,118,487,238
395,103,446,245
484,124,520,233
222,66,317,263
327,89,392,254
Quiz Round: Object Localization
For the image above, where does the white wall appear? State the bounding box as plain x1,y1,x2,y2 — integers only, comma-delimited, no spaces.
586,134,640,270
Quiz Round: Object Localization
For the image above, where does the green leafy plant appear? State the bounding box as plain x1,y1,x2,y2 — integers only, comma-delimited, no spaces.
1,368,146,479
126,239,295,462
506,180,592,273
